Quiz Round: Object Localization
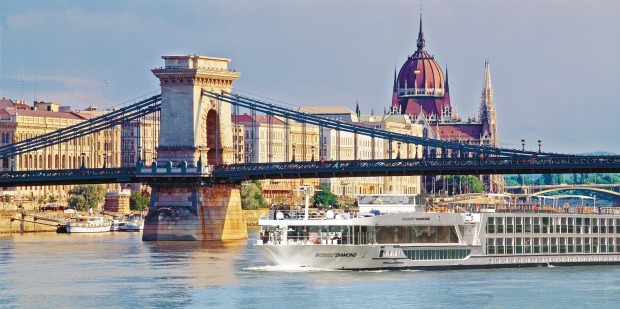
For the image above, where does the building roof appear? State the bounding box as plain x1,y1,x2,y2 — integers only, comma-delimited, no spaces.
435,123,483,141
297,106,355,115
233,114,286,125
2,108,85,120
0,98,30,110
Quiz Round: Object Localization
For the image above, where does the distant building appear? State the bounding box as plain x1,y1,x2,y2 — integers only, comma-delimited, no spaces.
389,16,503,193
0,97,150,208
236,113,319,203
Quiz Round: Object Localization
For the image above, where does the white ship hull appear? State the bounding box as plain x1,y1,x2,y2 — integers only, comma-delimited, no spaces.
257,244,620,270
66,225,111,233
257,193,620,270
66,216,111,233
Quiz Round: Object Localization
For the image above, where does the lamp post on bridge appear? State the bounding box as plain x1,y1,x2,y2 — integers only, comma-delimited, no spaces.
397,142,401,160
311,145,315,162
538,140,542,153
521,139,525,152
81,153,86,169
103,153,107,169
292,144,296,163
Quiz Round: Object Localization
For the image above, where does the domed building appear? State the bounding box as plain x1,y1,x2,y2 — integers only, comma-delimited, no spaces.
389,16,504,193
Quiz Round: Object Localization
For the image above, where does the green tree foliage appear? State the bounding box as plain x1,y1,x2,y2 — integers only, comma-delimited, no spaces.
130,191,150,211
67,185,105,211
241,180,265,210
446,176,484,194
313,185,338,208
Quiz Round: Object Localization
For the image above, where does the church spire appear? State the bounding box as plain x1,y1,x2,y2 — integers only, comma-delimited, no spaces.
479,61,498,146
416,14,425,51
445,64,450,91
393,65,397,91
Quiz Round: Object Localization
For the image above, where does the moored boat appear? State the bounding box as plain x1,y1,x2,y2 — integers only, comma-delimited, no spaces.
66,216,112,233
119,214,144,231
256,189,620,270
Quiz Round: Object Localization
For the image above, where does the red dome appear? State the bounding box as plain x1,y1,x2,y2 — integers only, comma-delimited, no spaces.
397,50,444,91
396,17,444,93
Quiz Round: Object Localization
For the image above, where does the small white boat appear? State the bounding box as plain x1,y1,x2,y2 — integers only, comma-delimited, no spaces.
120,215,144,232
66,216,112,233
110,219,125,232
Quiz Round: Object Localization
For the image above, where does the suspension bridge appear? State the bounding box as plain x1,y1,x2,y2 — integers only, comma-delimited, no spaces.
0,54,618,241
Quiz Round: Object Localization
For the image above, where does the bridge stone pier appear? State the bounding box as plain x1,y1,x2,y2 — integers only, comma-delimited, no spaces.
142,55,247,241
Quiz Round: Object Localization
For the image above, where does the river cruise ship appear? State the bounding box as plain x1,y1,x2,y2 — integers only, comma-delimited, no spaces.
256,191,620,270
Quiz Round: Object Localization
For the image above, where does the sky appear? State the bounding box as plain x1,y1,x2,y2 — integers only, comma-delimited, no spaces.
0,0,619,154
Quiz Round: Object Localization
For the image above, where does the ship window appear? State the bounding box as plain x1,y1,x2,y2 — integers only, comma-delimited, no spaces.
374,226,459,244
403,249,471,260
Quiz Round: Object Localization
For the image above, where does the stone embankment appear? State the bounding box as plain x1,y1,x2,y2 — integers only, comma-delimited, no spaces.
0,213,59,233
0,209,270,233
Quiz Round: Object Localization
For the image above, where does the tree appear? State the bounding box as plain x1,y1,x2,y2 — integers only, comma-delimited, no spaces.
313,185,338,208
130,191,150,211
445,175,484,194
68,195,87,211
240,180,265,210
67,185,105,211
37,196,46,209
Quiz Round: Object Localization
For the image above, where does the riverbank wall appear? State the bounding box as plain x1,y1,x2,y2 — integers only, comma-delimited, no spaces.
0,209,270,233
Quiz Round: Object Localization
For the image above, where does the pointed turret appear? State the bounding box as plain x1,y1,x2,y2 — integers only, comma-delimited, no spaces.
479,61,498,147
416,14,425,51
445,65,450,91
392,66,397,91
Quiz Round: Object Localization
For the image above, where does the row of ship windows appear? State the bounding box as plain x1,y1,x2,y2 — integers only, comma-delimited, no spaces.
402,249,472,260
487,224,620,234
488,216,619,227
486,237,620,255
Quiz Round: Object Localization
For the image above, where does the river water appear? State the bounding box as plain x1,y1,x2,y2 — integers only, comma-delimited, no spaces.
1,228,620,308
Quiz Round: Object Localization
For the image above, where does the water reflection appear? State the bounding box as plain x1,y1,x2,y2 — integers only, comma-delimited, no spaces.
0,232,247,308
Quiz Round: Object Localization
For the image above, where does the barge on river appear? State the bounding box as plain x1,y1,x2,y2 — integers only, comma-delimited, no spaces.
256,192,620,270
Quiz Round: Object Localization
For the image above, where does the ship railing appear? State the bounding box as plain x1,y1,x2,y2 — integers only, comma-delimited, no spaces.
444,203,612,215
261,231,348,245
269,209,356,221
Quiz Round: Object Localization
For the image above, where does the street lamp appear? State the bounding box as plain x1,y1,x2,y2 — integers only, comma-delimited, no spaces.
397,142,402,160
521,139,525,152
292,144,296,162
538,140,542,153
81,153,86,169
311,145,315,161
103,153,107,168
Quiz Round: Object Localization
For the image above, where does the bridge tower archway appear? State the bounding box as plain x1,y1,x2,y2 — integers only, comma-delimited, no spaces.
144,55,247,241
205,109,218,165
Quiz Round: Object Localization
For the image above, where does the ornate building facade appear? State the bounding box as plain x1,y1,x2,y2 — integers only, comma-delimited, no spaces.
390,16,504,193
0,99,124,207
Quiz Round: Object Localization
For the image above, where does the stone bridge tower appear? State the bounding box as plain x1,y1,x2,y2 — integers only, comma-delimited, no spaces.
143,55,247,241
152,55,240,166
